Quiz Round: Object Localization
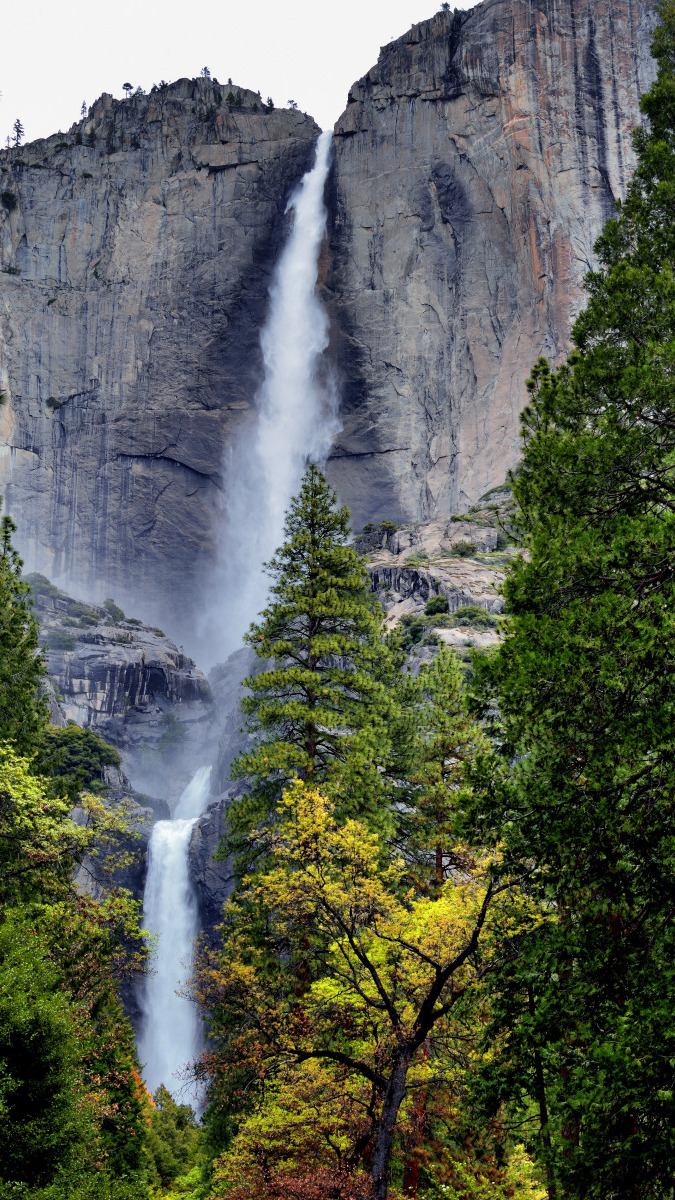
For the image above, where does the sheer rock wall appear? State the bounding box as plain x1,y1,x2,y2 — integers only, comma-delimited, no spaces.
0,81,319,631
0,0,660,635
326,0,657,528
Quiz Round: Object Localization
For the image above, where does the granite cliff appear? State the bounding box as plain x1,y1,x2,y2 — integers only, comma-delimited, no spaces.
326,0,658,527
0,80,319,632
31,574,214,802
0,0,660,639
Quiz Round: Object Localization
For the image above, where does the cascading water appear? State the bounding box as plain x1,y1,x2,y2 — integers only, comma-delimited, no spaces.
137,133,338,1102
137,766,211,1098
201,129,340,666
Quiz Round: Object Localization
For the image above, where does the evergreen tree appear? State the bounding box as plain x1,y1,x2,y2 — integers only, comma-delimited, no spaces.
0,507,49,755
0,915,87,1186
470,5,675,1194
144,1085,201,1189
406,646,490,891
229,465,412,860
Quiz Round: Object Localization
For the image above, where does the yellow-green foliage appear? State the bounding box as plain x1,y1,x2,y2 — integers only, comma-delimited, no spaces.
197,784,543,1197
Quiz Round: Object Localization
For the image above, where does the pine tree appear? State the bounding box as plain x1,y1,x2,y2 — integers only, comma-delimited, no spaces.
470,5,675,1194
229,465,412,861
0,508,49,755
407,646,491,891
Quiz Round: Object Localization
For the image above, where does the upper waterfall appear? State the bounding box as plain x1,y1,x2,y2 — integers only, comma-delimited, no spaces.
201,131,339,665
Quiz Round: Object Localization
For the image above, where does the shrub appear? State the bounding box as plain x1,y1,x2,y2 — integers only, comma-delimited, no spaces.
42,721,121,795
156,712,187,751
23,573,63,599
451,605,497,629
400,614,429,650
378,520,398,535
450,541,477,558
66,602,100,624
103,598,125,624
1,191,17,212
46,397,63,409
495,530,512,550
425,594,449,616
44,631,77,652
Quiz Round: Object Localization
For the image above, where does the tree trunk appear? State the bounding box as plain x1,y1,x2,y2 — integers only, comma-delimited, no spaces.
371,1055,411,1200
528,987,556,1200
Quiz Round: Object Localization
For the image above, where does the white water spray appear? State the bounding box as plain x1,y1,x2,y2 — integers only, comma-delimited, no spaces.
138,766,211,1099
138,133,339,1100
201,130,340,665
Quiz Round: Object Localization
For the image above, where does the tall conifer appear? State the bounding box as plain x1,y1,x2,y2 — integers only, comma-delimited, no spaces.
470,6,675,1194
229,465,411,858
0,507,48,754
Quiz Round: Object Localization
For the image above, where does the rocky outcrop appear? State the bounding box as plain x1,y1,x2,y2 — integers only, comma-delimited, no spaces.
0,80,319,633
188,789,238,945
31,575,215,802
326,0,658,528
364,494,513,625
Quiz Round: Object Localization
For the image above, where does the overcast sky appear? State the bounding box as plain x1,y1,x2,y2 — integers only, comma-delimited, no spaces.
1,0,476,144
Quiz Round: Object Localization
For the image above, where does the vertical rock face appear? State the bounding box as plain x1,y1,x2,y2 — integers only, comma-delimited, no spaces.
326,0,657,528
0,81,319,629
0,3,661,627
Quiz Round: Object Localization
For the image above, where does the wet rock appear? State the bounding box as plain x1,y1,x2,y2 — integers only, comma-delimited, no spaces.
31,575,216,802
188,786,241,946
0,80,320,632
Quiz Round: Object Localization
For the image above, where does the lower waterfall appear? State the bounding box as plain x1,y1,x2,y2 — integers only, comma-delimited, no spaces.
137,766,211,1099
136,132,338,1104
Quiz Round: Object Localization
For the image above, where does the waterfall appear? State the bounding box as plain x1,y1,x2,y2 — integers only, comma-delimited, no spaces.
200,129,339,666
137,132,338,1102
137,766,211,1099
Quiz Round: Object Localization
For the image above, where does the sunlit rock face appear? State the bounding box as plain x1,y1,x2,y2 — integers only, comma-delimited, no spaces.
326,0,657,529
0,80,319,631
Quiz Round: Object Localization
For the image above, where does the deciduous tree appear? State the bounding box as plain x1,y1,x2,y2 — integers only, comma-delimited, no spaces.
197,784,535,1200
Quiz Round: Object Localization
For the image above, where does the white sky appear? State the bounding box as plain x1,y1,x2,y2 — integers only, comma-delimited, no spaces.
1,0,476,144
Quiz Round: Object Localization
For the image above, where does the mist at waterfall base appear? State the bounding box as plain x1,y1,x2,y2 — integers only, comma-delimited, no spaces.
137,134,340,1105
138,766,211,1101
197,130,340,670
